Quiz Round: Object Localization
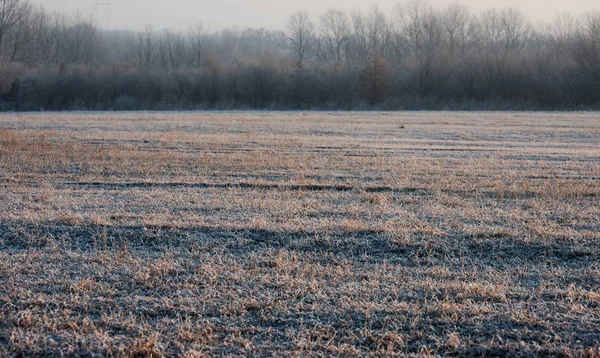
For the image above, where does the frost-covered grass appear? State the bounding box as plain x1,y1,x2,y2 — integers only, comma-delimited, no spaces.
1,112,599,356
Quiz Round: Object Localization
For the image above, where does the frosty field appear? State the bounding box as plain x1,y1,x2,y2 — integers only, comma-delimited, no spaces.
1,112,599,356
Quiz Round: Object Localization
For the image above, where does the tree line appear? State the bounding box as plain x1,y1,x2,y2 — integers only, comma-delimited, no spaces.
0,0,599,111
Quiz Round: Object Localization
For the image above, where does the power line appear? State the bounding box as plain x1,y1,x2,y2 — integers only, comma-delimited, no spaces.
93,1,111,31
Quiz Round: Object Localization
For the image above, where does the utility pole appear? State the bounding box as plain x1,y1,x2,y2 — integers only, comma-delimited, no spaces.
93,0,111,31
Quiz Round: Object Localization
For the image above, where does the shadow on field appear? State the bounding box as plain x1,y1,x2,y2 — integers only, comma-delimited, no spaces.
55,180,600,199
1,221,597,270
59,180,405,193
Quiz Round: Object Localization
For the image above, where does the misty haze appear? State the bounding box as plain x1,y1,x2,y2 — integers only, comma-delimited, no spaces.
28,0,600,30
0,0,599,357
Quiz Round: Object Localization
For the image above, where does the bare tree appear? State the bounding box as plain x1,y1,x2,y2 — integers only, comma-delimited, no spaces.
366,6,391,56
0,0,31,60
538,13,576,71
571,12,600,68
476,8,533,98
545,12,576,45
136,25,156,70
395,1,449,94
395,0,427,57
480,8,532,53
64,11,98,65
7,0,33,62
569,12,600,101
188,22,205,68
442,4,472,56
348,11,369,65
238,28,285,59
159,29,186,72
286,10,315,68
318,9,349,66
31,6,50,65
49,11,67,65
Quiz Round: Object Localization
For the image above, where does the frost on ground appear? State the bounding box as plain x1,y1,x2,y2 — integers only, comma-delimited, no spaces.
1,112,599,356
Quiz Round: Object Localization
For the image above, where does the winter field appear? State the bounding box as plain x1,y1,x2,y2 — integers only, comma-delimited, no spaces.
1,111,599,356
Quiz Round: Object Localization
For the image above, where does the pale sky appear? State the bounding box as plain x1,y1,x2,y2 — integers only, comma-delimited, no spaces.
30,0,600,31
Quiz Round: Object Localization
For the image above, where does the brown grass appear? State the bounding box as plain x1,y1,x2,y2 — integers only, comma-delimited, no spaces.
1,111,599,356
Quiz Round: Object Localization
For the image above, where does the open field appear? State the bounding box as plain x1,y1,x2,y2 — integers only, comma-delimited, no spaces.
1,111,600,357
